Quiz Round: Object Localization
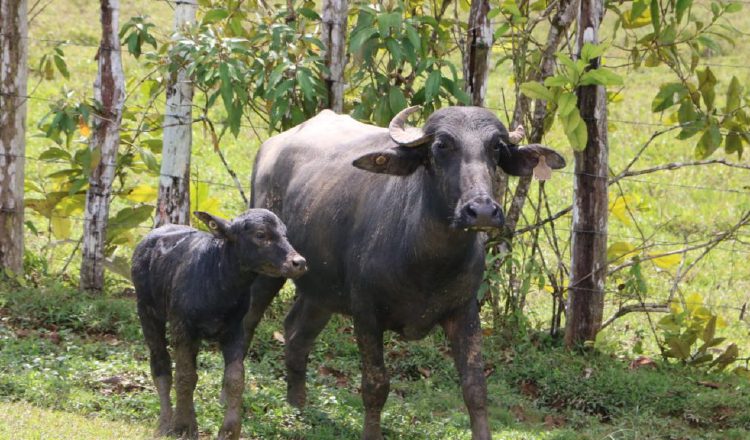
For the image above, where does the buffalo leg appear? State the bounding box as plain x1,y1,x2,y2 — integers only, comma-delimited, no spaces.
284,296,331,408
172,330,200,439
137,307,173,436
217,331,246,440
353,314,388,440
243,275,286,352
441,302,491,440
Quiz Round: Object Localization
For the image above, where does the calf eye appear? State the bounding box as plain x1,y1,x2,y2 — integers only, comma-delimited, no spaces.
255,231,267,240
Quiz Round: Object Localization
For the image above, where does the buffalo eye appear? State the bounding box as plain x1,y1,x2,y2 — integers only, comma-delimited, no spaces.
255,231,267,240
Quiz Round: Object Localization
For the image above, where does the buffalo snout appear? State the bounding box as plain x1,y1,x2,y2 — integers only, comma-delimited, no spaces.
456,196,504,229
281,253,307,279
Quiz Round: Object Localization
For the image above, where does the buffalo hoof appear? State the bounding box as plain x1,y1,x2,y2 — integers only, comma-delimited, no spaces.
287,387,306,409
170,420,198,440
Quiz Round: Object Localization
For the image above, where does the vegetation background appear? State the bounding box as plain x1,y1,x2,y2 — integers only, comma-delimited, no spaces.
1,0,750,438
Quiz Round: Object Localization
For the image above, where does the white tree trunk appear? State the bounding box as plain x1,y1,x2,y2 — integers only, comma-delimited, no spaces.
155,0,196,227
321,0,348,112
463,0,492,106
0,0,28,276
80,0,125,292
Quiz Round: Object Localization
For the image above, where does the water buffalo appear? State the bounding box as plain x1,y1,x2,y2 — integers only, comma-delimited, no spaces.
245,106,565,439
132,209,306,440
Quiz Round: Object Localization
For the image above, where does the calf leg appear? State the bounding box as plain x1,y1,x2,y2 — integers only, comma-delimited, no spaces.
440,302,491,440
284,296,331,408
243,275,286,352
217,331,246,440
353,313,388,440
137,305,173,436
172,330,200,439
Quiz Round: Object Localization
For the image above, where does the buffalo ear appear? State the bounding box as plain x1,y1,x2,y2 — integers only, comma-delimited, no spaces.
498,144,566,177
194,211,235,240
352,147,426,176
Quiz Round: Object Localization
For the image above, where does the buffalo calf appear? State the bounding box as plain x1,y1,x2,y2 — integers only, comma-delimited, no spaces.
132,209,306,440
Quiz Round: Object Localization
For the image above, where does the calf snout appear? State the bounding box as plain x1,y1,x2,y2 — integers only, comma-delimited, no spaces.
281,253,307,279
457,196,504,229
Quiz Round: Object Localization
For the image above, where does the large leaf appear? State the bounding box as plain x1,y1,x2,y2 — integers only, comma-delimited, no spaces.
425,70,442,102
125,184,158,203
520,81,555,102
652,83,688,112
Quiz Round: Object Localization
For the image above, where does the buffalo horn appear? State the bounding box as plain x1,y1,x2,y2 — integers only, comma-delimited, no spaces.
508,125,525,144
389,106,431,147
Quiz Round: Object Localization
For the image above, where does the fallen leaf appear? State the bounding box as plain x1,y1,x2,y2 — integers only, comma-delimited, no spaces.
272,331,285,344
629,356,657,369
697,380,721,389
544,414,566,428
417,367,431,378
519,380,539,398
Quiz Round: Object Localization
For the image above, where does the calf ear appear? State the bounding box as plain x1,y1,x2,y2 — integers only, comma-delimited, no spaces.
498,144,566,177
352,147,426,176
194,211,235,240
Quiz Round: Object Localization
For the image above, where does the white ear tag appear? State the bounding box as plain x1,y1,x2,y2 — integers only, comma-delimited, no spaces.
533,156,552,181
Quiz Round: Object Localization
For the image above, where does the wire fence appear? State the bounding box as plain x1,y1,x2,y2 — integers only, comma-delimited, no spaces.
2,20,750,336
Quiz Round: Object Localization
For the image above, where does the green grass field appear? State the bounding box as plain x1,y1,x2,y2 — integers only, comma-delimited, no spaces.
2,0,750,438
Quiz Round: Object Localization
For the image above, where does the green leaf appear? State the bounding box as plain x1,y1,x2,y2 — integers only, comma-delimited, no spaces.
650,0,661,33
725,2,743,13
520,81,555,102
350,26,377,54
580,68,624,87
557,92,577,116
580,43,605,63
544,75,569,88
202,8,229,25
696,121,722,159
389,87,408,114
666,335,691,360
725,76,743,114
425,70,441,102
561,109,588,151
108,206,154,242
651,83,687,112
630,0,649,21
219,62,234,115
676,0,693,22
724,131,742,156
296,69,314,101
53,54,69,79
702,316,717,343
710,343,738,371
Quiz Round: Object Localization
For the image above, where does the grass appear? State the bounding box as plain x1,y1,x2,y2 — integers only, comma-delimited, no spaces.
0,401,151,440
2,283,750,439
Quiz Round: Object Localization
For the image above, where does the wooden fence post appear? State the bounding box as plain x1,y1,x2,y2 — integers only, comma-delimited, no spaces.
321,0,348,112
0,0,28,276
464,0,492,106
565,0,608,347
155,0,197,227
80,0,125,292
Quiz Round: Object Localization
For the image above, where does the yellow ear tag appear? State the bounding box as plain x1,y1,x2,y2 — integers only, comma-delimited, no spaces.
208,220,218,230
533,156,552,181
375,155,388,166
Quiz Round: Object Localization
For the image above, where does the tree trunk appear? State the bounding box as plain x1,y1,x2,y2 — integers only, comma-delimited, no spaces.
463,0,492,106
565,0,608,347
80,0,125,293
321,0,348,113
155,0,196,227
0,0,28,276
